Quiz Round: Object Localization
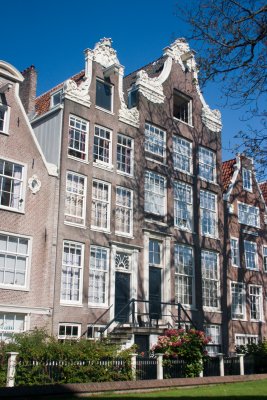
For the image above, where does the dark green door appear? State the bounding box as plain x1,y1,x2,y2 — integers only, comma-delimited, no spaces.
149,267,162,320
115,272,130,322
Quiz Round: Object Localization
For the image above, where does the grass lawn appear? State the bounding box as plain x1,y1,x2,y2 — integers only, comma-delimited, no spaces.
48,379,267,399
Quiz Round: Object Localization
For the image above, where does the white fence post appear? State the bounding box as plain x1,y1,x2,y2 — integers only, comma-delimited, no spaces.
218,353,224,377
6,352,19,387
237,353,245,376
199,358,203,377
131,353,138,381
155,353,163,380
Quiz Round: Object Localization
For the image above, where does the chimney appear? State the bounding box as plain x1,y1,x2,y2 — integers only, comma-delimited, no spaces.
19,65,37,117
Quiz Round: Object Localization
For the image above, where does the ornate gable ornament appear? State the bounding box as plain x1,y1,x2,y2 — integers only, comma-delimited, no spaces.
63,77,91,107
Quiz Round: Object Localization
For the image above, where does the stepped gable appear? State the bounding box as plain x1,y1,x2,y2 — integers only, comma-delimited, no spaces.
260,181,267,205
35,70,85,117
221,158,236,192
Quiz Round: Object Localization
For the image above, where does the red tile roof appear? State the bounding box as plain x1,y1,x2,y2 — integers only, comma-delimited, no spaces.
221,159,236,192
260,182,267,205
35,70,85,117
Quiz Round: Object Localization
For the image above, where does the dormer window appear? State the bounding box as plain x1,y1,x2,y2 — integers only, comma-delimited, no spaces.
96,80,113,112
51,90,62,108
242,168,252,192
173,90,192,125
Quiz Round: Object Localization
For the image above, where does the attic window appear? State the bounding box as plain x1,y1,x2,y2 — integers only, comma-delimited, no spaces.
173,90,192,125
128,89,138,108
242,168,252,192
51,90,62,108
0,95,10,134
96,80,113,112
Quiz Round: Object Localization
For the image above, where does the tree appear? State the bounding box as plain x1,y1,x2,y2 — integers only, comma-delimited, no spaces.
176,0,267,177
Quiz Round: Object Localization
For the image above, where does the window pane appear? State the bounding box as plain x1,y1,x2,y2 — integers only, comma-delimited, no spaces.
96,80,112,111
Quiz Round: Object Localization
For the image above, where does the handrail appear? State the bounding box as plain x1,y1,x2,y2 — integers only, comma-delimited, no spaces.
100,298,135,336
82,304,113,337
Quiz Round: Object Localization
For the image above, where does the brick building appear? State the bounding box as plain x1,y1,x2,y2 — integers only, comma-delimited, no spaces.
0,61,58,340
222,155,267,353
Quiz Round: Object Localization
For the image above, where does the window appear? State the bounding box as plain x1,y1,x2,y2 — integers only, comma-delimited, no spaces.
173,90,192,124
174,182,193,231
242,168,252,191
149,239,162,266
91,180,110,231
51,90,62,108
96,80,113,112
238,203,259,227
87,325,105,340
0,95,10,134
0,159,24,211
172,136,192,174
65,172,86,226
174,244,194,307
89,246,109,306
144,123,165,159
231,282,246,319
117,134,133,175
200,190,217,237
263,246,267,272
0,313,25,342
249,285,262,321
60,241,84,305
230,238,240,267
68,115,89,161
58,324,81,340
0,233,30,288
202,250,219,309
235,334,258,347
115,187,133,235
204,325,221,356
244,240,257,270
93,125,112,166
199,147,216,182
144,171,166,216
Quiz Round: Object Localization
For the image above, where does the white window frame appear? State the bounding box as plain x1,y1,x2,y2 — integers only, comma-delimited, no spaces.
244,240,258,270
173,90,192,125
230,237,240,267
50,89,62,108
93,125,112,168
0,232,31,290
174,181,193,231
95,79,113,113
235,334,259,347
204,324,221,356
231,282,246,320
58,323,81,340
149,238,163,267
88,246,109,307
60,241,84,306
238,202,260,228
0,102,10,134
172,136,192,174
115,186,133,237
91,180,110,232
144,171,166,216
117,133,134,176
87,324,105,340
174,244,195,308
198,146,216,183
144,123,166,160
249,285,263,321
64,171,87,227
68,115,89,162
0,313,26,342
0,158,26,212
263,246,267,273
242,168,252,192
201,250,220,310
200,190,217,238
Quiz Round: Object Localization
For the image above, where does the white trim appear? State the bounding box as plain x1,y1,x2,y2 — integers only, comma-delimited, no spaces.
244,240,258,270
116,133,134,177
235,333,259,346
238,201,260,228
230,237,240,268
64,171,87,227
248,284,263,322
0,304,51,315
91,179,111,232
58,323,81,340
88,245,110,308
262,245,267,273
115,186,133,237
230,281,246,320
93,124,113,168
95,79,114,113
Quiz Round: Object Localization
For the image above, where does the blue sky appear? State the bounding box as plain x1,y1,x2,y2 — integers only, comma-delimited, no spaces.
2,0,247,161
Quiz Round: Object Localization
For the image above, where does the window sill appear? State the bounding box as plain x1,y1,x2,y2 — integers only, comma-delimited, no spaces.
0,130,9,136
144,218,167,227
145,156,166,166
67,155,89,164
0,285,29,292
174,168,193,176
115,232,134,239
91,227,111,234
93,162,113,172
201,234,219,240
60,303,83,307
0,206,25,214
64,221,87,229
95,106,114,115
173,116,193,128
116,170,134,178
198,176,218,185
174,226,193,233
251,319,265,323
232,317,247,321
88,304,109,309
203,307,222,313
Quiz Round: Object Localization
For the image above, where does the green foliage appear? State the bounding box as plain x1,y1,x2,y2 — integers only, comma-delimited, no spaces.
0,328,133,387
151,328,210,378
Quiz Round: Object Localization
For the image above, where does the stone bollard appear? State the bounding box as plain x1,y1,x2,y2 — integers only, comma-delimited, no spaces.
199,358,204,377
6,352,19,387
237,353,245,376
130,353,138,381
217,353,224,377
155,353,163,380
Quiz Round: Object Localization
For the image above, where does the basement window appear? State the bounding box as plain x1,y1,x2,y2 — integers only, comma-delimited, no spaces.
173,90,192,125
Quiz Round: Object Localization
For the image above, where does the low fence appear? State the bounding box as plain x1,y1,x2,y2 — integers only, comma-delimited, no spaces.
3,352,267,387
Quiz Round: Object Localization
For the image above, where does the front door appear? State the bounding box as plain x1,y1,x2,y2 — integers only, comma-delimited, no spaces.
115,272,130,322
149,267,162,320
